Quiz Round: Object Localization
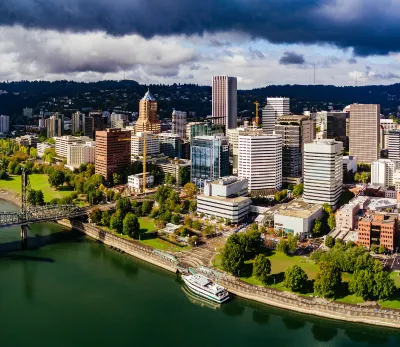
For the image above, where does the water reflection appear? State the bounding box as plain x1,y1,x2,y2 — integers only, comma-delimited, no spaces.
181,286,221,310
282,317,306,330
252,309,270,325
311,324,338,342
221,299,245,317
344,328,390,345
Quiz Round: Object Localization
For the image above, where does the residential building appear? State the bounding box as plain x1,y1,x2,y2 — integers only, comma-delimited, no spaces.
95,128,131,181
262,97,290,134
371,159,400,188
110,113,128,129
89,111,107,136
191,135,229,188
158,133,182,158
157,159,191,186
131,132,160,159
336,196,370,231
15,135,39,148
72,112,94,138
358,213,398,251
172,110,187,139
135,89,161,134
238,134,283,195
303,139,343,206
388,130,400,161
37,142,54,158
381,119,398,149
349,104,380,163
212,76,237,132
275,114,315,184
66,142,96,168
128,173,154,192
46,114,63,138
227,121,263,174
54,135,92,158
274,200,323,238
197,177,251,224
0,115,9,134
38,118,45,129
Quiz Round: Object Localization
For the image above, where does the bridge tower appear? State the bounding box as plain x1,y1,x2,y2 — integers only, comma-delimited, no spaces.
20,170,29,248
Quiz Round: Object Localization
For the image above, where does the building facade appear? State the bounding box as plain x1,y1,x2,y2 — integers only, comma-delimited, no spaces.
212,76,237,132
131,132,160,159
158,133,182,158
238,134,283,195
172,110,187,139
95,128,131,181
275,115,315,184
371,159,400,188
0,115,9,134
388,130,400,161
128,173,154,191
67,142,96,167
72,112,94,138
381,119,398,150
15,135,39,148
37,142,54,158
314,111,347,144
262,97,290,134
46,114,63,138
191,135,230,187
303,139,343,206
54,135,92,158
135,90,161,134
349,104,380,163
187,121,225,142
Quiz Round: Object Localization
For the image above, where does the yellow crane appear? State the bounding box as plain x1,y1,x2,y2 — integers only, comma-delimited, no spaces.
142,120,150,194
253,101,259,127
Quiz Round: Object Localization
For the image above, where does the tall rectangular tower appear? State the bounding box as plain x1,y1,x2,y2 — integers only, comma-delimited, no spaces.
212,76,237,133
349,104,380,163
262,97,290,134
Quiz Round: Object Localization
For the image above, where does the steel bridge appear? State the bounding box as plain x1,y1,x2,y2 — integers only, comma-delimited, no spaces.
0,171,86,245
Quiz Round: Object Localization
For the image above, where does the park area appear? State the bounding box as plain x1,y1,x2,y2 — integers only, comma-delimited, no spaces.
0,174,73,202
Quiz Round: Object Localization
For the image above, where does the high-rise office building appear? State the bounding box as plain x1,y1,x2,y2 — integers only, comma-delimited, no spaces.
0,115,9,134
89,111,107,138
371,159,400,188
275,115,315,184
131,132,160,159
379,119,397,149
135,89,161,134
46,113,63,138
262,97,290,134
191,135,230,187
388,130,400,160
212,76,237,132
314,111,347,145
158,133,182,158
238,134,283,194
187,121,225,142
349,104,380,163
72,112,94,138
110,113,128,129
95,128,131,181
303,139,343,206
54,135,93,158
67,142,96,168
172,110,187,139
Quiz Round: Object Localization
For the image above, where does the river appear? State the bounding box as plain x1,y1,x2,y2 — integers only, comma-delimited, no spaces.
0,200,399,346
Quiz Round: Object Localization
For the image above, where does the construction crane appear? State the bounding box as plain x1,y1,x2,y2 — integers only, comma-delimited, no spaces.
253,101,259,127
142,120,150,194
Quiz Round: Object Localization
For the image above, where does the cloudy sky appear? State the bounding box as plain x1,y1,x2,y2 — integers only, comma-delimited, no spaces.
1,0,400,88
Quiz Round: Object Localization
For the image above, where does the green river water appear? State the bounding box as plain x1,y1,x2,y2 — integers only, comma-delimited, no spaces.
0,200,399,346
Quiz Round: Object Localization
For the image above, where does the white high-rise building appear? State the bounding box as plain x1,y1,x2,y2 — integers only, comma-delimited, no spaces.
262,97,290,134
110,113,127,128
0,115,9,134
54,135,92,158
303,139,343,206
131,131,160,159
67,142,96,167
212,76,237,132
371,159,400,188
238,134,282,194
172,110,187,139
388,130,400,161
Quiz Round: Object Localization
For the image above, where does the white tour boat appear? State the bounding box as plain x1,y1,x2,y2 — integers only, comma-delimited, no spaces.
182,273,230,304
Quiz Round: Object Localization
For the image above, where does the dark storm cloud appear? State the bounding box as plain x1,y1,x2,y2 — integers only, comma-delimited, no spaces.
279,52,305,65
1,0,400,56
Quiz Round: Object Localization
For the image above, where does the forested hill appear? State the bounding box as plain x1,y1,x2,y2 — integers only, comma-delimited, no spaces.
0,80,399,122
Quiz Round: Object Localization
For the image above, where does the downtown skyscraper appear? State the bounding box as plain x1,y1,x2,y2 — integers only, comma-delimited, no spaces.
262,97,290,134
212,76,237,133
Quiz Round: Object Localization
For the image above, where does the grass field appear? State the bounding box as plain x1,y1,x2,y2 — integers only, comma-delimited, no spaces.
0,174,73,202
140,238,190,252
138,218,156,233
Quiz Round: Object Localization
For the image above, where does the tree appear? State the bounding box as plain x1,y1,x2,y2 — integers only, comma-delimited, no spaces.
325,235,335,248
221,234,246,275
287,234,298,253
276,239,290,255
245,228,262,253
27,189,44,206
29,147,38,158
284,265,308,292
117,197,131,217
164,173,176,185
182,183,198,198
141,201,152,216
314,262,342,298
13,164,22,175
123,213,140,239
312,218,323,236
354,171,370,184
179,166,190,186
171,214,180,224
327,214,336,230
253,254,271,283
374,271,396,300
48,170,65,189
112,172,122,185
378,245,387,254
101,210,111,228
189,200,197,213
110,212,124,234
274,189,287,202
292,183,304,197
349,270,375,300
90,208,102,224
0,169,7,179
7,161,16,174
192,220,201,230
184,216,193,228
156,185,173,203
370,244,379,253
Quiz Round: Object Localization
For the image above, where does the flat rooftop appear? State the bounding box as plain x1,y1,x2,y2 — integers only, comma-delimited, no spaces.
198,194,250,204
365,197,397,211
276,200,323,218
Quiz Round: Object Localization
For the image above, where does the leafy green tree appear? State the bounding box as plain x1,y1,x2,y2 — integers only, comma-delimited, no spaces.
141,201,152,216
253,254,271,283
24,161,34,173
378,245,387,254
354,252,375,272
183,183,198,198
48,170,65,189
274,189,288,202
314,262,342,298
184,216,193,228
287,234,299,253
13,164,22,175
110,212,123,234
117,197,131,217
179,166,190,186
374,271,396,300
292,183,304,197
156,185,173,203
284,265,308,292
171,214,180,224
90,208,102,224
370,244,379,253
0,169,7,179
245,228,262,253
29,147,38,158
123,213,140,239
7,161,16,174
101,210,111,228
189,200,197,213
325,235,335,248
112,173,122,185
346,241,355,249
276,239,290,255
349,270,375,300
164,173,176,185
221,234,246,275
27,189,45,206
312,218,323,235
327,214,336,230
192,220,201,230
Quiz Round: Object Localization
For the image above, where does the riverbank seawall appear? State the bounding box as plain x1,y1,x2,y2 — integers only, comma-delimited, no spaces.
58,219,400,329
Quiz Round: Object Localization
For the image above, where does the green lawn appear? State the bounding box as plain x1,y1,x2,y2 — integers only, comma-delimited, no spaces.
0,174,73,202
138,218,156,233
140,238,190,252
